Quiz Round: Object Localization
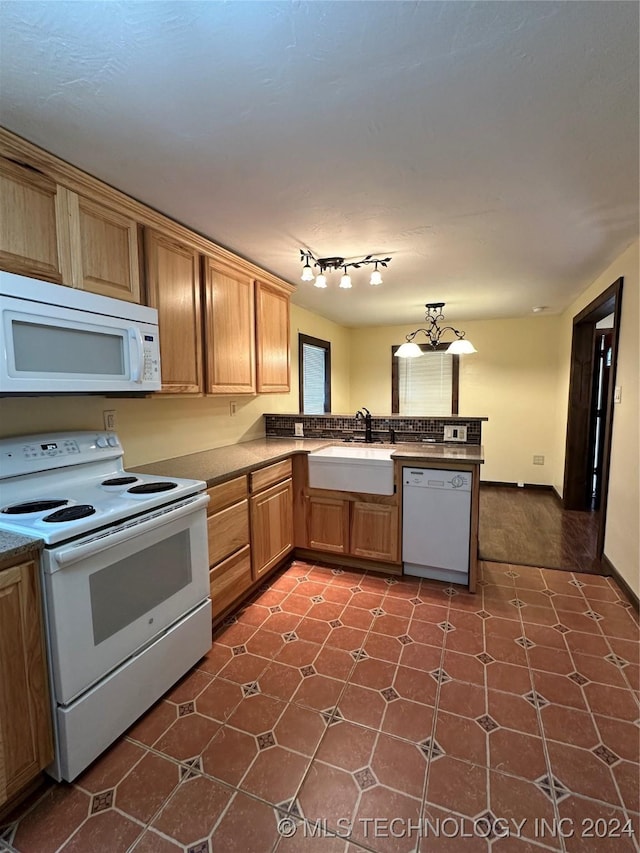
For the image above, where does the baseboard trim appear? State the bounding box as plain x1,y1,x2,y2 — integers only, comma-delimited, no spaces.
480,481,554,491
551,486,563,505
601,554,639,614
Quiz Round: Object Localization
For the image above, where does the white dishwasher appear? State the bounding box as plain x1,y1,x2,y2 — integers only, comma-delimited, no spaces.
402,467,471,584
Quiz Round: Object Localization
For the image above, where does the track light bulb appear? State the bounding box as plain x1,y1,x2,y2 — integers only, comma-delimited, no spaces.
340,270,352,289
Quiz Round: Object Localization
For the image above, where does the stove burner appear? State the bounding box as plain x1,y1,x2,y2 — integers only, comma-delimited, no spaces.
101,476,139,487
43,505,97,523
127,482,178,495
2,499,69,515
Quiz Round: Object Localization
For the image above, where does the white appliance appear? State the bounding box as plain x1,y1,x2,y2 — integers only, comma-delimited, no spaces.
0,271,161,394
402,467,471,584
0,431,211,781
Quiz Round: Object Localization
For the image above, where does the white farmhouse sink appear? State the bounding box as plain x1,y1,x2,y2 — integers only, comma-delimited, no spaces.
308,445,395,495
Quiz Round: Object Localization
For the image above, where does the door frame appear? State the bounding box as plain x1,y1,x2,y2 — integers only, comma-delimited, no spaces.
562,277,623,558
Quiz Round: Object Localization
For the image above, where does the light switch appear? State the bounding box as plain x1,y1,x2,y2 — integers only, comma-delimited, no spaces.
614,386,622,403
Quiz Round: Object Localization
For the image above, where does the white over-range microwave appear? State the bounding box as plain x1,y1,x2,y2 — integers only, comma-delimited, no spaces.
0,271,161,394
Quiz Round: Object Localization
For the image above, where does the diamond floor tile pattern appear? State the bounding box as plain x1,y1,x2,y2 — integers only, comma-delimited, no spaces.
1,560,638,853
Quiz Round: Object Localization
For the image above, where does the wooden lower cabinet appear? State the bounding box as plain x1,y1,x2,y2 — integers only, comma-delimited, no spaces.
206,477,252,620
0,558,53,808
210,546,252,620
307,496,350,554
207,499,249,566
250,479,293,579
304,492,400,564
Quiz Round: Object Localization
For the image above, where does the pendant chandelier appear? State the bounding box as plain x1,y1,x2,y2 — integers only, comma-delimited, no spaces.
395,303,477,357
300,249,391,289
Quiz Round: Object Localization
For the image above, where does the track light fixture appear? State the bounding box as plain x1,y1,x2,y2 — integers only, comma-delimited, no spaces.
395,303,477,357
299,249,391,288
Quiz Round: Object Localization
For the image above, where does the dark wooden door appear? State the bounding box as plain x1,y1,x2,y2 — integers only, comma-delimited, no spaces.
563,321,596,509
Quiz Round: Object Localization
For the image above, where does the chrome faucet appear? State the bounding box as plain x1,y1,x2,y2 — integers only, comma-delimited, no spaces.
355,408,373,443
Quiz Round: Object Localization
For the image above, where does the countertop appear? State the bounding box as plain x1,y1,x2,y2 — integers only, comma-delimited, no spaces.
133,437,484,486
0,530,44,565
0,438,483,561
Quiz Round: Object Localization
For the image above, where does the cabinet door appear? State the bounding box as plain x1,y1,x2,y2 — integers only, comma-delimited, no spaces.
250,479,293,579
204,258,256,393
0,157,66,283
0,560,53,806
350,502,399,562
145,229,203,393
73,196,141,301
255,280,290,393
306,495,350,554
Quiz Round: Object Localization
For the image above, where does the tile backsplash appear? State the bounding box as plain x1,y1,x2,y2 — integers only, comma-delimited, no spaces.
264,414,485,444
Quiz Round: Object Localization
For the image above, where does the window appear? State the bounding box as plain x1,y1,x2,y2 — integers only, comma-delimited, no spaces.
299,334,331,413
391,344,459,415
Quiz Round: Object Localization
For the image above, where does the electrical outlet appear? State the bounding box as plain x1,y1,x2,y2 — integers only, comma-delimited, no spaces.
533,455,545,465
294,422,304,437
517,481,525,488
229,401,237,417
614,386,622,403
103,410,117,431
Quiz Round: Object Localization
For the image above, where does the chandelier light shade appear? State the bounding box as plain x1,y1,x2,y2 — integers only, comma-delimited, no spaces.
395,303,477,357
300,249,391,288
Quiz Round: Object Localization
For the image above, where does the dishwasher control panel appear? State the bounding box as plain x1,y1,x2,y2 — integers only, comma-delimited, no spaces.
403,468,471,490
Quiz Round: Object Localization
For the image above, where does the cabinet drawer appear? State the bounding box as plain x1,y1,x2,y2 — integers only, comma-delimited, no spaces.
207,499,249,566
250,459,292,493
206,476,248,515
210,546,252,618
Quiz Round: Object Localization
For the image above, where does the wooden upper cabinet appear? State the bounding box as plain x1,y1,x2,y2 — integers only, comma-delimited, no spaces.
72,195,141,301
204,257,256,394
255,280,291,393
0,559,53,807
145,229,203,394
0,157,66,283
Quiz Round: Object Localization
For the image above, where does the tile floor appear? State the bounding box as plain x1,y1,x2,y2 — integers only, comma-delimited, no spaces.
1,560,638,853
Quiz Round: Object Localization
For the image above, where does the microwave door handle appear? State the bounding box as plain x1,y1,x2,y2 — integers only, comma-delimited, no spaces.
52,493,210,568
129,326,144,383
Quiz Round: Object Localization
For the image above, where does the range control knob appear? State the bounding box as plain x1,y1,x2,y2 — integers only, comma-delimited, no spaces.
96,436,108,448
107,436,118,447
450,474,465,488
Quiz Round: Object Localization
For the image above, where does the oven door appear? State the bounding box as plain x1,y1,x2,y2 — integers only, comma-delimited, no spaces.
41,493,210,705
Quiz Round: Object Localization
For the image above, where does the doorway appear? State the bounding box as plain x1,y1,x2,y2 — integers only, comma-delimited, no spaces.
563,277,623,561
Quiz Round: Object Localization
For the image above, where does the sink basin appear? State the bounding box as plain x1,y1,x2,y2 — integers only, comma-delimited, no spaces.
308,445,394,495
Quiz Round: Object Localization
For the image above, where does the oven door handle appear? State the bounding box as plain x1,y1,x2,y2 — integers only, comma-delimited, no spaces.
53,493,210,568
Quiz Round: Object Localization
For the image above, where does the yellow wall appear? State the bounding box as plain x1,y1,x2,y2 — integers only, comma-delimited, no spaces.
350,316,562,485
552,239,639,592
0,303,350,468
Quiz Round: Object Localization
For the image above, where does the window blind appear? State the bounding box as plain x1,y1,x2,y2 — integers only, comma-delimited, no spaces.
302,343,326,413
398,351,453,415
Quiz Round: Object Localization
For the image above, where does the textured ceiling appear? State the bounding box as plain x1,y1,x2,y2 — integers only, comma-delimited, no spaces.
0,1,638,326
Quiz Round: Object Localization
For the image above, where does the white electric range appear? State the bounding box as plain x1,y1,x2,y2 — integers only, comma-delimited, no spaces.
0,431,212,781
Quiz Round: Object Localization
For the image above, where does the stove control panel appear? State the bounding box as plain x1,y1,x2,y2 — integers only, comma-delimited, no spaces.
0,431,124,479
19,439,80,460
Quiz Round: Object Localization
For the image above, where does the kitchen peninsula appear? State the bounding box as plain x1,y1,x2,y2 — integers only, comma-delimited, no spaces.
133,429,485,622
